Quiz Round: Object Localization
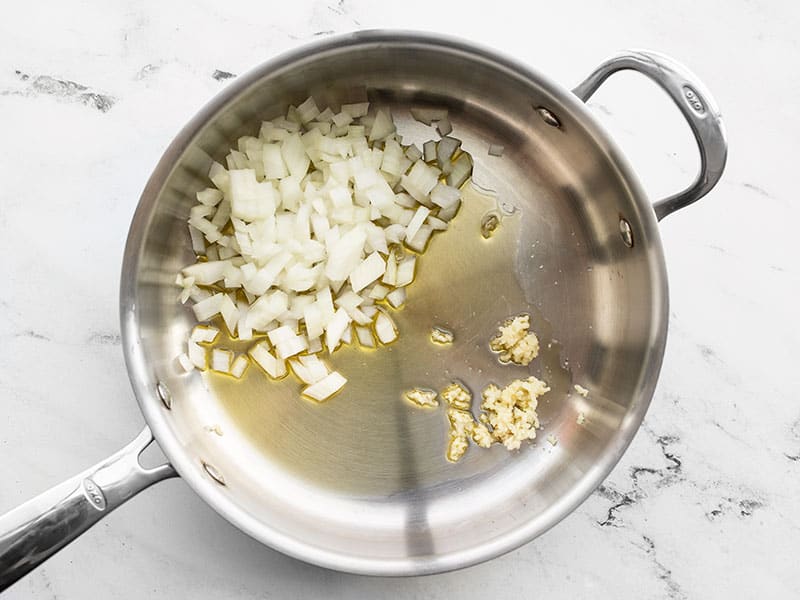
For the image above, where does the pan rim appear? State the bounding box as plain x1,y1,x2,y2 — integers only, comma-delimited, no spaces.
119,29,668,576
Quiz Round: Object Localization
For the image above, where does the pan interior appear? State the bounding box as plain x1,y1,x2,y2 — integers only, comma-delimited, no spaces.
125,35,667,571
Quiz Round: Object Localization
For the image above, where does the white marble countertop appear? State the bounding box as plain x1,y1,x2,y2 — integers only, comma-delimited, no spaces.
1,1,798,598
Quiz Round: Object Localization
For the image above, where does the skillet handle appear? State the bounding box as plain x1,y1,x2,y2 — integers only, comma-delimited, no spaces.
572,49,728,221
0,427,176,591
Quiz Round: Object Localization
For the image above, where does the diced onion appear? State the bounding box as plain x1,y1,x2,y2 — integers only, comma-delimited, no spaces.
369,283,390,300
177,353,195,372
230,354,249,378
325,308,351,352
355,326,376,348
188,341,206,369
180,98,476,400
375,310,398,344
410,107,448,125
395,257,416,287
405,206,431,244
405,225,433,253
190,325,220,343
249,342,287,379
342,102,369,118
302,371,347,402
386,287,407,308
423,140,436,162
349,251,386,293
369,109,395,142
289,354,330,384
211,348,233,373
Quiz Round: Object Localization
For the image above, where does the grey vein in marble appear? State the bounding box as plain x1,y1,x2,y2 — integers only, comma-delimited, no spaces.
8,70,115,112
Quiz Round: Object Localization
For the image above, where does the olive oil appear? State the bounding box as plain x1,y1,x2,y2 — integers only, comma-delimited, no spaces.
206,181,566,496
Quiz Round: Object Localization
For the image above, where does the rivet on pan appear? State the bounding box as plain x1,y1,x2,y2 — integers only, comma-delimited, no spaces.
619,218,634,248
202,461,226,486
156,381,172,410
535,106,561,128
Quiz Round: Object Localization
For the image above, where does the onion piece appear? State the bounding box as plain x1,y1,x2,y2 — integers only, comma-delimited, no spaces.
369,109,395,142
249,342,287,379
405,206,431,244
335,290,364,312
374,310,398,344
192,293,225,322
430,183,461,209
410,107,448,125
228,169,277,221
316,287,336,322
383,224,406,244
436,118,452,136
447,152,473,188
405,225,433,253
262,144,288,179
190,325,220,343
349,251,386,293
369,283,390,300
188,226,206,254
282,133,310,178
382,254,398,286
230,355,250,378
488,144,505,157
289,354,330,384
349,307,372,325
188,341,206,369
427,215,448,231
236,300,253,340
386,287,407,308
325,308,351,352
296,97,320,123
219,295,240,335
178,353,195,372
341,102,369,118
246,290,288,331
307,337,323,354
405,144,422,161
437,199,462,222
302,371,347,402
304,303,325,340
395,257,416,287
400,160,440,203
197,188,223,207
436,136,461,166
275,334,308,359
355,325,375,348
211,348,233,373
332,111,353,127
423,140,436,163
182,260,231,286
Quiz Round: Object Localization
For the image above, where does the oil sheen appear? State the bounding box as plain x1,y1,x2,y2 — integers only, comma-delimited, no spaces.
205,181,567,496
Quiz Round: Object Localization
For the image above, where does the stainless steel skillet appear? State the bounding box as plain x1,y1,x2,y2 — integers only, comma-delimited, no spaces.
0,30,726,588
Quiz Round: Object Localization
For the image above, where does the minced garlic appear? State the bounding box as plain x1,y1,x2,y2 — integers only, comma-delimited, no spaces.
446,407,475,462
574,384,589,397
490,314,539,366
472,422,493,448
404,387,439,408
481,376,550,450
430,326,454,345
447,435,470,462
441,382,472,411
